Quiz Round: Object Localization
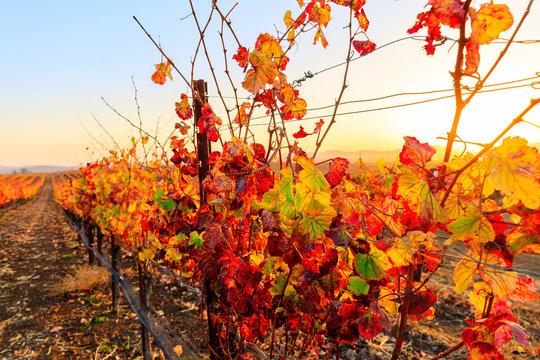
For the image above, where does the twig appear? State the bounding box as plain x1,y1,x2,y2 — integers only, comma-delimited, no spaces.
133,16,192,88
313,8,354,159
441,97,540,207
463,0,536,106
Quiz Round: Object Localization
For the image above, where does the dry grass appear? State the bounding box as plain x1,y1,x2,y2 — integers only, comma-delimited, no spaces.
51,265,109,295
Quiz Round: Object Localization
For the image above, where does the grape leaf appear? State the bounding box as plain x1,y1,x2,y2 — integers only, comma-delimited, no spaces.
470,4,513,45
465,4,513,74
408,290,436,316
242,52,278,94
175,93,192,120
347,276,369,295
447,209,495,244
358,311,383,340
352,40,376,56
293,126,310,139
233,46,249,68
151,61,172,85
486,137,540,209
298,207,336,240
355,249,384,281
399,136,436,169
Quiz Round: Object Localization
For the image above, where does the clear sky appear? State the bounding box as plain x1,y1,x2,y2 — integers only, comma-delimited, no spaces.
1,0,539,167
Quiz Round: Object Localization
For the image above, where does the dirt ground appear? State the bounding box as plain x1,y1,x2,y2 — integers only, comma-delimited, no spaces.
0,175,538,359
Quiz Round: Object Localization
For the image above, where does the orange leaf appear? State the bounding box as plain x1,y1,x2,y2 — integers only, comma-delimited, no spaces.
470,4,513,45
151,61,173,85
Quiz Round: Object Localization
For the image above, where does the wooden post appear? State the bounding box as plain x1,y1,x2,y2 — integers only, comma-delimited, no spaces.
111,235,120,315
193,79,222,360
97,228,103,255
85,220,95,265
138,260,152,360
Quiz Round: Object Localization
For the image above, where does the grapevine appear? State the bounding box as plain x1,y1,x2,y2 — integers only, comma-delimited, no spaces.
58,1,539,359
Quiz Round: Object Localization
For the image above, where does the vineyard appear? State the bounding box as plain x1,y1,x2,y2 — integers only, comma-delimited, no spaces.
1,0,540,359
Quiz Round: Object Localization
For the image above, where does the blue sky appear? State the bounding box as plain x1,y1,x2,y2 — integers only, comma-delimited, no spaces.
1,0,539,166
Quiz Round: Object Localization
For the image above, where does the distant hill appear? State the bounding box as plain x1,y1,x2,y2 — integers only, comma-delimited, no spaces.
314,149,400,165
0,165,79,174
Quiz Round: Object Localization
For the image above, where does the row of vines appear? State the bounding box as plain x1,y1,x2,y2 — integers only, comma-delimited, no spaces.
0,173,45,207
57,0,539,359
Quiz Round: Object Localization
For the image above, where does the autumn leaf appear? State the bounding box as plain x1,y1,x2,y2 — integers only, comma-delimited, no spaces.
293,126,310,139
485,137,540,209
478,252,516,298
408,0,465,55
151,60,172,85
175,93,192,120
510,277,540,303
234,102,251,125
352,40,376,56
399,136,436,169
408,290,436,316
242,52,278,94
354,8,369,31
173,345,183,355
465,4,513,74
354,248,385,281
447,209,495,244
358,311,383,340
347,276,369,295
281,98,307,120
297,156,330,193
255,33,289,70
395,166,446,228
453,255,477,294
470,4,513,45
233,46,249,68
298,207,336,240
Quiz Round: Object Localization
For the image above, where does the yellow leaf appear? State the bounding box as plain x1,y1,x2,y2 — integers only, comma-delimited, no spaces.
470,4,513,45
469,282,492,319
486,137,540,209
173,345,183,355
478,252,516,298
454,255,477,294
139,248,155,262
448,209,495,244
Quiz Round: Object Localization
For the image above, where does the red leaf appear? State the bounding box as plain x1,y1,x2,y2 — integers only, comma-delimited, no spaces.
510,277,540,303
408,290,436,316
197,104,222,142
175,93,192,120
358,311,383,340
352,40,376,56
233,46,249,68
324,157,350,188
293,126,310,139
407,0,465,55
399,136,436,169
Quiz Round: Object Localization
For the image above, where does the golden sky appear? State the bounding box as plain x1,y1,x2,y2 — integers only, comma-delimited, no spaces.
1,0,538,167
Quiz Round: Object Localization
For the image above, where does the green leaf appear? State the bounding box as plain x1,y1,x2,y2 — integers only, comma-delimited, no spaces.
261,188,284,213
153,189,165,203
419,179,447,224
355,251,384,281
447,210,494,244
348,276,369,295
189,231,203,249
297,156,330,193
161,198,176,212
298,207,336,240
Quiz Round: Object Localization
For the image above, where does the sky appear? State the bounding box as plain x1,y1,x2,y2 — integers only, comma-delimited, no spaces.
1,0,539,167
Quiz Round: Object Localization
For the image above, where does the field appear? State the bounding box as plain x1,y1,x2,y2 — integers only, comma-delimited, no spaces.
0,174,538,359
